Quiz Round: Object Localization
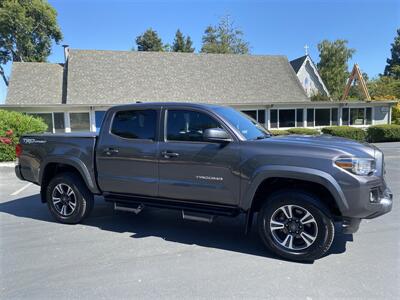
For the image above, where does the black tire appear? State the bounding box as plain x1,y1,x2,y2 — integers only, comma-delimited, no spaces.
46,172,94,224
257,189,335,262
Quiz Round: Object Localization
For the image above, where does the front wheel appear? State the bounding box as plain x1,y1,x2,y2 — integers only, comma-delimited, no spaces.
258,190,335,262
46,172,94,224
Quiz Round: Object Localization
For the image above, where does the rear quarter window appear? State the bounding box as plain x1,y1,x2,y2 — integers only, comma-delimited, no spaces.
111,110,156,140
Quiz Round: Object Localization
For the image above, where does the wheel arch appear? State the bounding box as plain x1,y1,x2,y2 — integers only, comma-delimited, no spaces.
243,166,347,217
39,157,100,203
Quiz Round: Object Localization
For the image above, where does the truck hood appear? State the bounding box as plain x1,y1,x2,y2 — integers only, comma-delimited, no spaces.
257,134,377,158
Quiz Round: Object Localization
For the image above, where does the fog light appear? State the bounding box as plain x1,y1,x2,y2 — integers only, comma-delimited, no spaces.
369,189,379,203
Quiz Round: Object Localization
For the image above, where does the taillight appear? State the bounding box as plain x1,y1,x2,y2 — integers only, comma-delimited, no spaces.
15,143,22,158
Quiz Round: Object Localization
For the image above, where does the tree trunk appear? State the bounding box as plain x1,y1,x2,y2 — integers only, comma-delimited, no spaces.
0,65,9,86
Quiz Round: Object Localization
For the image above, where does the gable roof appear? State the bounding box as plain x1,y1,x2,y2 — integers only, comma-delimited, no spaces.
290,55,330,97
290,55,308,73
6,62,64,105
6,49,310,105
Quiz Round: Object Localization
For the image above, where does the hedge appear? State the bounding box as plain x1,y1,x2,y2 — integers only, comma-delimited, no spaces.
0,110,47,161
367,124,400,142
287,128,320,135
269,129,290,136
321,126,367,142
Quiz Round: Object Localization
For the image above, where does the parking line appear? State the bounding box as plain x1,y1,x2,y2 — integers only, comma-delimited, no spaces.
11,183,33,196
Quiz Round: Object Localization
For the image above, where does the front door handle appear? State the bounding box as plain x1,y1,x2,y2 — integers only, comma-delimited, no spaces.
161,150,180,158
104,147,119,156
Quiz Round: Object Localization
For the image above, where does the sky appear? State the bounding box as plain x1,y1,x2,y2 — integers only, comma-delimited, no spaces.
0,0,399,103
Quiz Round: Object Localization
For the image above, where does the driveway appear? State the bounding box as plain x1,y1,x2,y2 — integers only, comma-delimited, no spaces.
0,143,399,299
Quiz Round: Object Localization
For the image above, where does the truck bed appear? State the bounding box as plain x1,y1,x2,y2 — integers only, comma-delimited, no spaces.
18,133,98,190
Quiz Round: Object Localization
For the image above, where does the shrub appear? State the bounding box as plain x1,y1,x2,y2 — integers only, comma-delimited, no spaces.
287,128,320,135
0,110,47,161
367,124,400,142
269,129,289,136
321,126,367,142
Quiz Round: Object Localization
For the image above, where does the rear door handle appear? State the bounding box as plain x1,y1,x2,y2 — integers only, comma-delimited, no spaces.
104,147,119,156
161,150,180,158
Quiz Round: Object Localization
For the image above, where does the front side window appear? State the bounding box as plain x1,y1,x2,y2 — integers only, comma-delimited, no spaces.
111,110,156,140
166,110,221,142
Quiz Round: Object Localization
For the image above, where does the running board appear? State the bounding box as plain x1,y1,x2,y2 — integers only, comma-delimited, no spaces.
182,211,214,223
114,202,144,214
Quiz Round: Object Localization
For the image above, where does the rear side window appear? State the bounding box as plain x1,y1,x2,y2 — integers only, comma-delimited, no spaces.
166,110,221,142
111,110,157,140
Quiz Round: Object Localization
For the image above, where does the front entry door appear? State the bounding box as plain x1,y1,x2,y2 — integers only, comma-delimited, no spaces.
158,109,241,206
96,109,159,196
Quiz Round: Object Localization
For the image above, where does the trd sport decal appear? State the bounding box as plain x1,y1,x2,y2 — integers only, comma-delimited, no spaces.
195,175,223,181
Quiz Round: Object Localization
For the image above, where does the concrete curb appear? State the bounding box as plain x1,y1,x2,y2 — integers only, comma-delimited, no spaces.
0,162,15,168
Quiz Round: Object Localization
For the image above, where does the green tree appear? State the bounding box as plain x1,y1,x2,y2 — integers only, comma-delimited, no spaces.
201,15,249,54
317,39,355,99
135,28,163,52
384,29,400,79
367,76,400,100
172,29,194,52
0,0,63,86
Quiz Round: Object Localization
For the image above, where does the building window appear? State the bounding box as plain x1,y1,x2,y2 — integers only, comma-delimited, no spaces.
53,112,65,133
257,110,266,124
95,111,106,132
350,108,365,125
242,110,265,124
28,113,54,133
307,109,314,127
70,112,90,132
270,109,278,128
342,108,349,125
366,107,372,125
296,109,304,127
315,109,331,126
279,109,295,128
242,110,257,120
331,108,338,126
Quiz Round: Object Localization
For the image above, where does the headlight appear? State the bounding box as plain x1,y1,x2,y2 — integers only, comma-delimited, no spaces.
335,157,375,176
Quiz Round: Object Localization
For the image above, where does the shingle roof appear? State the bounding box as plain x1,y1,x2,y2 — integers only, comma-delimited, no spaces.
290,55,308,73
6,49,310,105
6,62,64,105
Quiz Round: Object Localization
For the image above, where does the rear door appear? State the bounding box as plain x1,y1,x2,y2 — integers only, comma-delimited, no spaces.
96,108,159,196
158,107,241,206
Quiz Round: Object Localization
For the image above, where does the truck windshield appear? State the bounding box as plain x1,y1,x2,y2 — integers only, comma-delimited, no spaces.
213,107,270,140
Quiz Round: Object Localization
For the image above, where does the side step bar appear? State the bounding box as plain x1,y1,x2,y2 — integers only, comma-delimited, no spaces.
114,202,144,214
182,211,214,223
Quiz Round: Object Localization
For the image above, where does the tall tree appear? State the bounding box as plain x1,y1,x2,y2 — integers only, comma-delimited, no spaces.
317,40,355,99
0,0,63,86
172,29,194,52
384,28,400,79
201,15,249,54
135,28,163,52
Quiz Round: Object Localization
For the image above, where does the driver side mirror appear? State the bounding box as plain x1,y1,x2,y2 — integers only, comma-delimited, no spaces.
203,128,232,143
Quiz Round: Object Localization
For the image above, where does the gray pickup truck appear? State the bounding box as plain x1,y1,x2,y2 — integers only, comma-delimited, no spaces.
15,103,393,261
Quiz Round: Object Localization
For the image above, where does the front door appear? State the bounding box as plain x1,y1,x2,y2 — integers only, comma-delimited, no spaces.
96,109,159,196
158,108,241,206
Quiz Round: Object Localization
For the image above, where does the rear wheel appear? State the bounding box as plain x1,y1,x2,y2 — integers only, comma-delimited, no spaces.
46,172,94,224
257,190,335,261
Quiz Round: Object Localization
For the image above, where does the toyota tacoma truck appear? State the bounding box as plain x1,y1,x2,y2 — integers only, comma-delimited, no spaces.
15,103,393,261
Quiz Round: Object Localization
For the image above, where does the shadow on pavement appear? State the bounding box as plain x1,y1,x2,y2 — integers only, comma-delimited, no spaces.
0,194,353,263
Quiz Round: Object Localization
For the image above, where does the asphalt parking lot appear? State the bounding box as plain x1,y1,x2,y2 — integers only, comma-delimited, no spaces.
0,143,399,299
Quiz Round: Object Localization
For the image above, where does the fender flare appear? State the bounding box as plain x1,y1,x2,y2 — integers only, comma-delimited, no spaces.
39,156,100,194
242,165,348,213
